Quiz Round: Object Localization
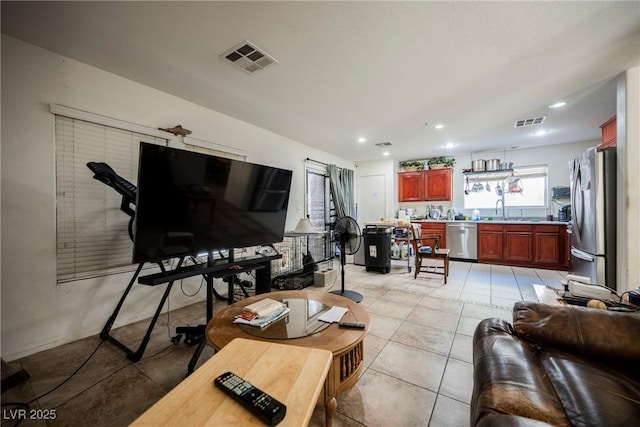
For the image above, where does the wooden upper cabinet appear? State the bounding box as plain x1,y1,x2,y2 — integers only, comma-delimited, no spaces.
424,168,452,201
598,116,616,150
398,169,452,202
398,172,424,201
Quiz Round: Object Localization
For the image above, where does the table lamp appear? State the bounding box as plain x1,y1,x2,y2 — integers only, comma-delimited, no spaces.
294,218,314,234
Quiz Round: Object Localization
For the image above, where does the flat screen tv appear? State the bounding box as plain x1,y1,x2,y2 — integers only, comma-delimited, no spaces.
133,142,293,263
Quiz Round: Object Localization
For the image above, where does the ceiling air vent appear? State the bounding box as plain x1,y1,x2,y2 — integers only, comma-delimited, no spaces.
514,116,546,128
221,40,277,74
375,142,393,148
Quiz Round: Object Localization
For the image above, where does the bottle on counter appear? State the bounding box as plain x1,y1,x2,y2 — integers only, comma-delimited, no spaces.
472,208,480,221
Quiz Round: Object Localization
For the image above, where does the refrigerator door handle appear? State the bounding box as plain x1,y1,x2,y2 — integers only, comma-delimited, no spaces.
571,247,595,262
572,163,583,242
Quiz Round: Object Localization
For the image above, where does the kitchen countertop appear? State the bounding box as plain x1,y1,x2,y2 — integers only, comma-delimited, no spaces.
365,219,570,227
412,219,569,225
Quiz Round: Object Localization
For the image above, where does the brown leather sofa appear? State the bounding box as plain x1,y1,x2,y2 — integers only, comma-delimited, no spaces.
471,301,640,427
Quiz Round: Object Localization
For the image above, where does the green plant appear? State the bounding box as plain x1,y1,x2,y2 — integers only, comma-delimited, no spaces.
427,156,456,167
399,160,424,170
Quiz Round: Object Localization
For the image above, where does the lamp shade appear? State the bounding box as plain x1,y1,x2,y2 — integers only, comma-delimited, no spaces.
294,218,314,233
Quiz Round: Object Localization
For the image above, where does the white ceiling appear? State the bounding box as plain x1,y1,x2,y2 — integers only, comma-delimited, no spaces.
2,1,639,163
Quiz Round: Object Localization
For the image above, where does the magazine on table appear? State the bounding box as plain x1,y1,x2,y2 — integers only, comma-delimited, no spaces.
233,298,290,328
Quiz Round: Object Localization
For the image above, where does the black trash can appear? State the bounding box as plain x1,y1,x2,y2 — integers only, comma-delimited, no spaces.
363,225,391,274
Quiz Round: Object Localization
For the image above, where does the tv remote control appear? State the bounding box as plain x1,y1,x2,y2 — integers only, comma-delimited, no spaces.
214,371,286,426
338,322,366,329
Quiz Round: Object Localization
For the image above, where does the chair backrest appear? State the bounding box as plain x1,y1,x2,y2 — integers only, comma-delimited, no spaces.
410,224,440,253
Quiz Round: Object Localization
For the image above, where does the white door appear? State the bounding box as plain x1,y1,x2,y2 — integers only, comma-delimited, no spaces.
358,174,386,223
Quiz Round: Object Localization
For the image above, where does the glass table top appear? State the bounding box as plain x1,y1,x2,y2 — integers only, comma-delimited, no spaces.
237,298,332,340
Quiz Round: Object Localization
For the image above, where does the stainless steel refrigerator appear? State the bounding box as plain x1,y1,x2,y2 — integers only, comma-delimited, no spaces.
569,146,616,289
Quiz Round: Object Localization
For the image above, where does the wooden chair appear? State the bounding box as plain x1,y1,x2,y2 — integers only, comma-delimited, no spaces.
410,224,451,284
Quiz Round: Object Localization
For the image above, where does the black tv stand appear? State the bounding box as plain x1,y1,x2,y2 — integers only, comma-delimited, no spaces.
100,251,281,375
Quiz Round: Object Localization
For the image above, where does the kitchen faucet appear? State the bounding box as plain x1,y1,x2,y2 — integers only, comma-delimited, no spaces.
496,198,505,219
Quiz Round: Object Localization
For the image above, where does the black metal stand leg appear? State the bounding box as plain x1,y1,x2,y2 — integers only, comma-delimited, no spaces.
184,261,216,376
100,263,145,341
101,260,184,362
186,335,207,376
128,281,175,362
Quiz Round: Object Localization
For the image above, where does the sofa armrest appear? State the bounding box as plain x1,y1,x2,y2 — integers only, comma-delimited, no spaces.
512,301,640,364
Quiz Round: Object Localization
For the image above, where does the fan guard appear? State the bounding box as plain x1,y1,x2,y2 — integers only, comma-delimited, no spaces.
330,216,363,303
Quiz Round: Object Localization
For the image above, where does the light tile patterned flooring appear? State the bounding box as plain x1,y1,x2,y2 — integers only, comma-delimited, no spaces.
1,260,566,426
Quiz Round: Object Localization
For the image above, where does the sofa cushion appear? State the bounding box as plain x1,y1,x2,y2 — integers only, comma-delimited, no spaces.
472,302,640,427
472,318,571,427
540,347,640,427
476,415,555,427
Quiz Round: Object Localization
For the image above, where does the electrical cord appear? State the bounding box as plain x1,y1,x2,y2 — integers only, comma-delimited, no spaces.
1,338,179,426
1,339,104,426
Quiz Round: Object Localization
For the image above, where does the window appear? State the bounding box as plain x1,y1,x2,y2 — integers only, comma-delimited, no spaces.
463,165,548,209
183,141,246,161
306,165,334,232
305,164,333,261
55,115,167,282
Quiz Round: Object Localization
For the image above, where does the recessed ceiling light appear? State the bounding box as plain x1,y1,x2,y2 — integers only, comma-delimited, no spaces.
533,130,550,136
548,101,567,109
357,137,367,143
432,124,445,129
382,151,390,156
442,142,458,148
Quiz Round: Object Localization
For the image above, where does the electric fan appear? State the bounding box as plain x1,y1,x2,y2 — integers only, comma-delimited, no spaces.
329,216,363,303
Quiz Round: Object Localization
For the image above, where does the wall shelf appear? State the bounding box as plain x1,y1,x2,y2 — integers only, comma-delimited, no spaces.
462,169,514,178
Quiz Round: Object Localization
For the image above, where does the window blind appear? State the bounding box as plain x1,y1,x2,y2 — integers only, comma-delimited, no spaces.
55,115,166,282
183,140,246,161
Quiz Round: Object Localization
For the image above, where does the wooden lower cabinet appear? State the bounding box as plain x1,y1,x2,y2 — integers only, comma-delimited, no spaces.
418,221,447,248
478,223,567,269
478,224,503,262
504,225,533,264
533,225,569,269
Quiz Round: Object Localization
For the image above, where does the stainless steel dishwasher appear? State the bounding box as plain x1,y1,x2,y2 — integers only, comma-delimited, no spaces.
446,222,478,260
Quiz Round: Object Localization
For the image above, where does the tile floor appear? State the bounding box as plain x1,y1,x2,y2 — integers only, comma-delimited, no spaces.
1,260,567,427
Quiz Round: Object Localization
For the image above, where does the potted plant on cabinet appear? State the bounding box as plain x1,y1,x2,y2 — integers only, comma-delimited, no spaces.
399,160,425,171
427,156,456,169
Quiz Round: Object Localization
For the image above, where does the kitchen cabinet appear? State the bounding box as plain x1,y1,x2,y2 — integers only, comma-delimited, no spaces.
398,172,424,202
598,115,616,149
424,169,452,201
478,223,567,269
504,224,533,263
478,224,503,262
418,221,447,248
398,169,452,202
533,225,569,268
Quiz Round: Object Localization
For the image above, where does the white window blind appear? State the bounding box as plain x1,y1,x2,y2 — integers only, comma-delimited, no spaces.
55,115,167,282
183,140,246,161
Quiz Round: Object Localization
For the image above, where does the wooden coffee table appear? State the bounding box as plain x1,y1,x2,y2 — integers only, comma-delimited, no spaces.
131,338,332,426
206,289,370,427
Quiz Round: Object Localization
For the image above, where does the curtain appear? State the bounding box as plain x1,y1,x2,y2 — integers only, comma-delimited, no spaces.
328,164,355,219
